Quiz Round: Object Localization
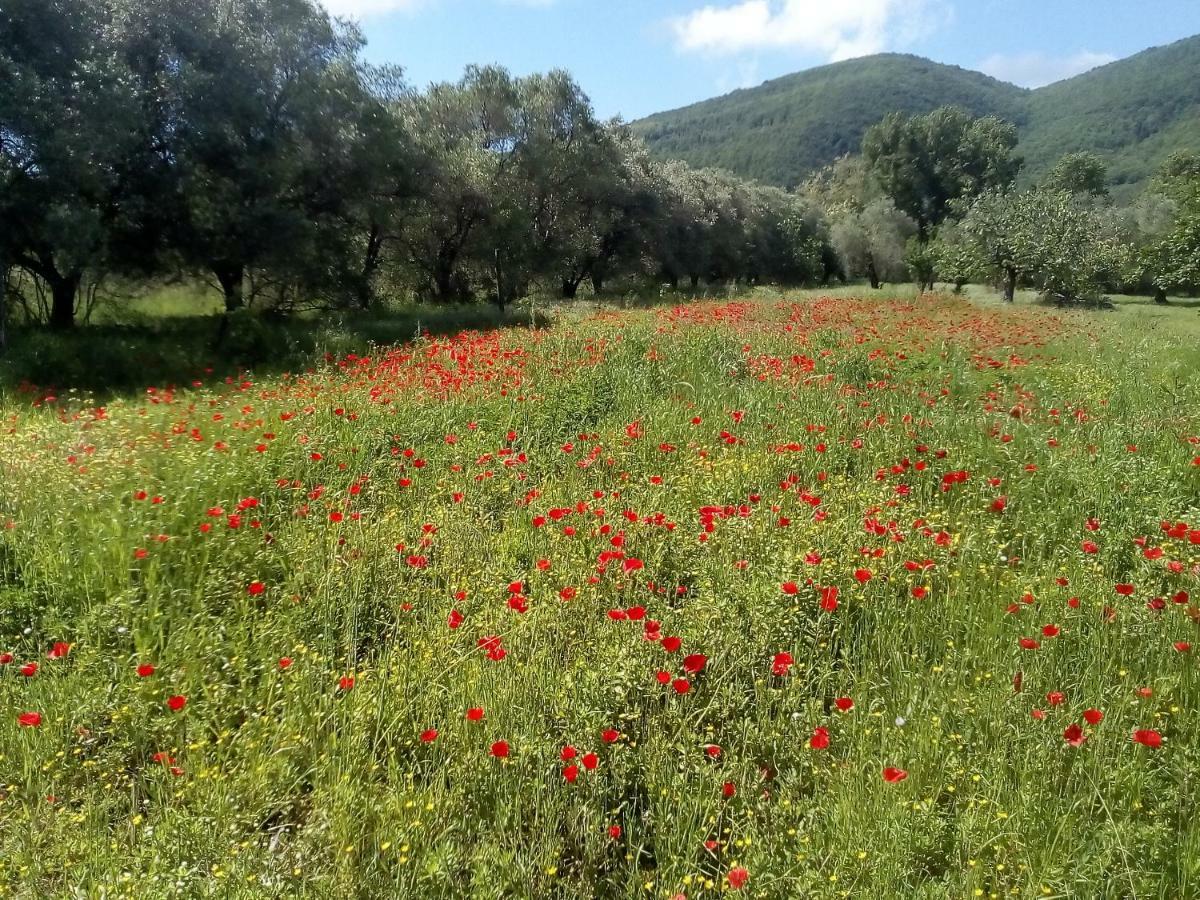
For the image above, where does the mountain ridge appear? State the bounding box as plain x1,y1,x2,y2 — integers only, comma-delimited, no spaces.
631,35,1200,196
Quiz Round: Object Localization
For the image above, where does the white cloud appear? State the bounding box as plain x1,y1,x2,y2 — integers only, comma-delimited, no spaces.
669,0,948,62
977,50,1116,88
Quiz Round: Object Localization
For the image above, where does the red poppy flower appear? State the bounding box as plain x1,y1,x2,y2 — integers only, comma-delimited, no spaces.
1046,691,1065,707
490,740,510,758
420,729,438,743
781,582,799,595
1132,729,1162,748
661,636,682,653
1083,708,1103,725
0,653,12,665
819,585,839,612
1063,723,1086,747
601,729,619,743
854,568,872,584
278,657,293,670
19,662,37,677
137,664,156,677
1114,583,1135,596
18,712,42,728
682,654,707,675
562,764,579,782
47,642,70,659
247,581,266,596
608,825,622,840
728,866,749,890
167,695,187,712
835,697,854,712
882,767,908,783
338,676,355,691
722,781,736,798
772,651,794,676
672,678,691,694
809,726,830,750
466,707,484,721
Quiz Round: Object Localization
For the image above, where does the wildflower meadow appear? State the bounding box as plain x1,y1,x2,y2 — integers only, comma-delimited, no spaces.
1,292,1199,898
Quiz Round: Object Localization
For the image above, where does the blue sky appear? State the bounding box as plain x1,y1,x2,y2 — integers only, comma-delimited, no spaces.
328,0,1200,120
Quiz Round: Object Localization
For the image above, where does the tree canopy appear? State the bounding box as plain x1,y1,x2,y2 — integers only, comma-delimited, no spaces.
862,106,1021,238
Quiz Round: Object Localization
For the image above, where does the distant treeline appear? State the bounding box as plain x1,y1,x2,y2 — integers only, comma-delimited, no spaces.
2,0,1198,334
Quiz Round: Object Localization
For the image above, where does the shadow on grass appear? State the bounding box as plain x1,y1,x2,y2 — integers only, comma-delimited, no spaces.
0,282,859,401
0,281,756,401
0,304,551,401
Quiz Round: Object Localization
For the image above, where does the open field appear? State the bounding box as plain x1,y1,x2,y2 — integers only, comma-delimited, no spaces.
2,291,1199,898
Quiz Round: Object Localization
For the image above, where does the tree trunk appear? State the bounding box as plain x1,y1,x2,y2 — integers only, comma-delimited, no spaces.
214,263,245,313
433,253,456,301
493,258,503,309
689,274,699,289
667,273,679,289
866,258,881,290
1153,286,1168,304
591,271,604,295
1003,266,1017,303
359,224,384,310
49,271,80,330
560,278,580,299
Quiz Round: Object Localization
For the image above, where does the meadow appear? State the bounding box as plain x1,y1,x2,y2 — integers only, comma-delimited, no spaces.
1,289,1199,898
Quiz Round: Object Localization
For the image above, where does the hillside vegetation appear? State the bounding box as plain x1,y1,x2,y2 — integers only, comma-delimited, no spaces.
633,36,1200,195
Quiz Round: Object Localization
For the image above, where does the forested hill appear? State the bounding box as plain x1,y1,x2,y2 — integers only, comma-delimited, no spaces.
1021,36,1200,192
632,35,1200,195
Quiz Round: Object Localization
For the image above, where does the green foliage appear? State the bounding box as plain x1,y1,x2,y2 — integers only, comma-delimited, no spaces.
862,106,1021,235
1042,152,1109,197
0,0,158,327
904,236,937,290
798,154,883,218
957,188,1126,302
829,199,916,287
1146,183,1200,294
928,221,986,290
